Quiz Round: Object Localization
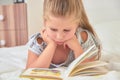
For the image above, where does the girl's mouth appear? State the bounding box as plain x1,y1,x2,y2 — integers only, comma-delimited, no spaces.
56,41,64,45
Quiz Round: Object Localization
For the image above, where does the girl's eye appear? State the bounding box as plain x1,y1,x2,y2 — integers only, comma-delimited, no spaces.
64,29,70,32
50,28,57,31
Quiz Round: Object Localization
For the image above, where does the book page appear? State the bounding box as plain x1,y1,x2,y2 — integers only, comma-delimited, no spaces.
71,66,108,76
75,49,99,66
70,61,108,76
64,45,96,78
20,68,64,80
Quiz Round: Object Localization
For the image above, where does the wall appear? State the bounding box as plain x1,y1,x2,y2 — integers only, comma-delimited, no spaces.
0,0,13,5
83,0,120,25
27,0,43,36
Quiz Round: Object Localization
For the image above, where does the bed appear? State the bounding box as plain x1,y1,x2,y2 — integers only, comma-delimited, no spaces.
0,0,120,80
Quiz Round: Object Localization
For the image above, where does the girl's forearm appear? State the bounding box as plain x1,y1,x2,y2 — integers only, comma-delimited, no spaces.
74,45,83,58
29,43,56,68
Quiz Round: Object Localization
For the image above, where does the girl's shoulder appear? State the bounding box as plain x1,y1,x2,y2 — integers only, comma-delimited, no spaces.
76,28,91,43
77,28,100,49
28,32,44,44
27,32,47,55
29,32,41,40
80,29,88,43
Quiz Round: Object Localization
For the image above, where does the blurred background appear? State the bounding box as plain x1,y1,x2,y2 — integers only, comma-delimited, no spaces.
0,0,120,47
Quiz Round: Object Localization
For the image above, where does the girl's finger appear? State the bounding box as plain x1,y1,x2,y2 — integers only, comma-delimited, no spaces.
63,43,67,49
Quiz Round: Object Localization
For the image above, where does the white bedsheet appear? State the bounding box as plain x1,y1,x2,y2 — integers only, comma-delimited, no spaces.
0,46,120,80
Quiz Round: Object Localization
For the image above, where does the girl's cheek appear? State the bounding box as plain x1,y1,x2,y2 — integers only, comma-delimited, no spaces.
46,29,52,36
50,34,55,39
47,32,55,39
66,33,75,39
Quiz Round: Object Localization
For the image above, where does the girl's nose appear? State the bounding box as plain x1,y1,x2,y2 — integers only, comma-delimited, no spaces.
56,33,64,40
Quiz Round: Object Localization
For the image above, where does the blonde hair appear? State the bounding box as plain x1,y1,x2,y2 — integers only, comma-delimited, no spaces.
43,0,101,59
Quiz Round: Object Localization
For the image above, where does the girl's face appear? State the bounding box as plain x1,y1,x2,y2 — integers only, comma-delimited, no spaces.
44,15,78,45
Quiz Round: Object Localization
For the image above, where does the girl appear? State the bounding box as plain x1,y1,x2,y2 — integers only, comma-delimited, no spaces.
26,0,101,68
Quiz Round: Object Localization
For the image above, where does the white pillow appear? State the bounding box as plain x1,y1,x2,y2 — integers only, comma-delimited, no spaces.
93,21,120,54
93,21,120,71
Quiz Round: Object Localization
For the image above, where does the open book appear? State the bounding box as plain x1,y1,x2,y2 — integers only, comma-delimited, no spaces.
20,45,108,80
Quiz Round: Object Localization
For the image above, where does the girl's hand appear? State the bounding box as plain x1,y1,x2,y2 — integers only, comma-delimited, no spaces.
40,29,57,46
64,35,83,58
64,35,79,50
